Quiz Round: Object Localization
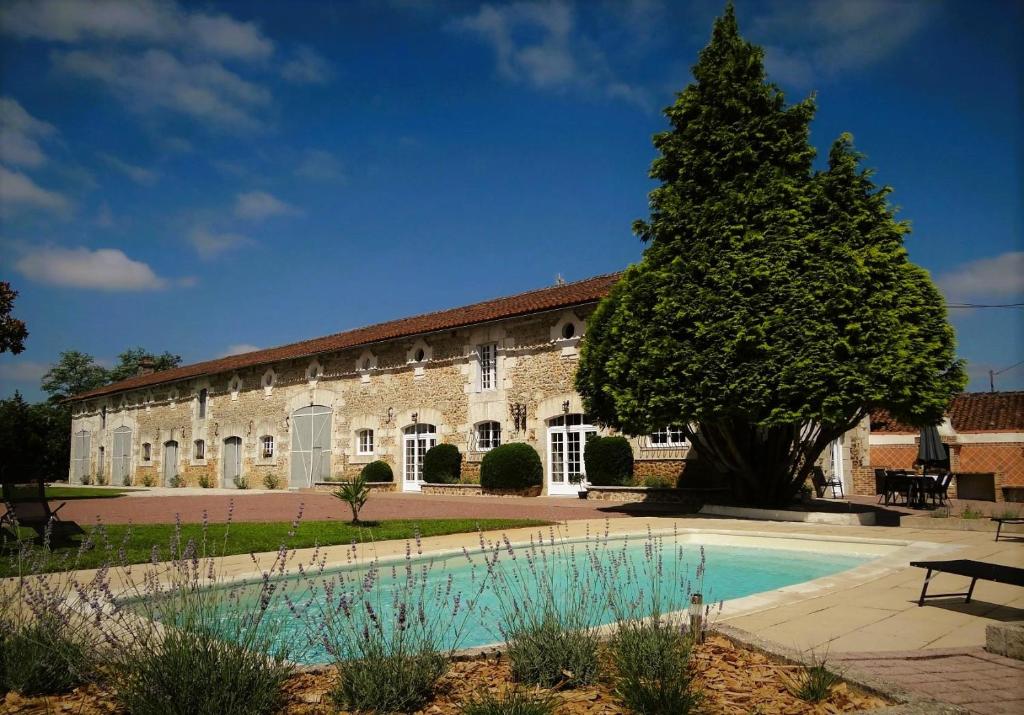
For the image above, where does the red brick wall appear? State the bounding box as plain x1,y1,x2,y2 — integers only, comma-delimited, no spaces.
958,442,1024,487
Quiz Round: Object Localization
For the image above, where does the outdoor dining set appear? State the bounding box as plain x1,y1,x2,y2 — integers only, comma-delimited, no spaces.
875,468,954,509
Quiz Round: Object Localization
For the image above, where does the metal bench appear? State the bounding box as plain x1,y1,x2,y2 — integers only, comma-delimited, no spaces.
910,559,1024,606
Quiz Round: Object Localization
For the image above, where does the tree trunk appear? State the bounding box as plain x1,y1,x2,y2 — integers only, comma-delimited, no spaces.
686,414,862,507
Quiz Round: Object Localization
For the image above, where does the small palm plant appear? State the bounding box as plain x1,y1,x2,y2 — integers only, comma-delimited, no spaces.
333,473,371,524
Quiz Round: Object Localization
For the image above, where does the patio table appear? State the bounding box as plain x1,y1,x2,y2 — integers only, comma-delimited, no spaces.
904,474,937,509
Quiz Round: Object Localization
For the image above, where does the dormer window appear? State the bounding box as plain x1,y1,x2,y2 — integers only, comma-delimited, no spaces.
561,323,575,339
306,360,323,382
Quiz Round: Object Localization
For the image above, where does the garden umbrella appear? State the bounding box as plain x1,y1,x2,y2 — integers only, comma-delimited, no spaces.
918,425,947,470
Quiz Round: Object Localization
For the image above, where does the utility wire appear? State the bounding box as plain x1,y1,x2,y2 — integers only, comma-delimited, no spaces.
947,302,1024,309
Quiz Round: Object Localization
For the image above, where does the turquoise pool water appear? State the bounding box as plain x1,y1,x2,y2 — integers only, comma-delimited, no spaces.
215,536,872,664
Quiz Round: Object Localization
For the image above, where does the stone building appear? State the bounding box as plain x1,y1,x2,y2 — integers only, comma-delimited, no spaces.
66,273,691,496
66,271,1018,502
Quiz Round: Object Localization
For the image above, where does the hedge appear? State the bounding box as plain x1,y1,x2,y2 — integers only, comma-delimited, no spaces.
360,460,394,483
583,436,634,486
423,443,462,484
480,443,542,490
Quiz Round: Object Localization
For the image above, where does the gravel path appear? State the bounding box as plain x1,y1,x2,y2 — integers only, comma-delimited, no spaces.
47,491,665,526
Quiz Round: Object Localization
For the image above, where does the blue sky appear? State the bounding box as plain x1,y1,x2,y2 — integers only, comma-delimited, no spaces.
1,0,1021,402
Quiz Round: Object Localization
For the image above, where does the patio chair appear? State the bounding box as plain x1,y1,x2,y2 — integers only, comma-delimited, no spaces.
0,492,83,542
928,472,954,507
882,470,911,506
811,466,844,499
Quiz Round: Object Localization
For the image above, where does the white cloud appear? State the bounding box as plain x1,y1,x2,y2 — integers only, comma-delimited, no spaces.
752,0,932,87
452,1,647,107
99,152,159,185
0,164,70,215
295,149,345,182
187,226,250,259
0,360,49,383
220,343,260,357
185,13,274,61
234,190,300,221
0,97,58,168
281,46,333,85
15,246,169,291
937,252,1024,303
54,48,271,130
0,0,274,61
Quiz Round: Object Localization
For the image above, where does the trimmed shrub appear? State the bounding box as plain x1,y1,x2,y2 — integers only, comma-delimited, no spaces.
583,436,633,486
262,473,281,490
360,460,394,482
480,443,542,491
422,443,461,484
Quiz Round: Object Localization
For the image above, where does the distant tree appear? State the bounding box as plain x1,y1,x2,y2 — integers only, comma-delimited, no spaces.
41,351,109,402
0,392,45,482
575,6,965,507
107,347,181,383
0,281,29,355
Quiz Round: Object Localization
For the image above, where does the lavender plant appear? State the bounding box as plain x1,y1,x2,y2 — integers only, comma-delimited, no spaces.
460,687,556,715
297,530,485,713
480,526,610,688
0,519,114,695
89,507,306,715
604,526,710,714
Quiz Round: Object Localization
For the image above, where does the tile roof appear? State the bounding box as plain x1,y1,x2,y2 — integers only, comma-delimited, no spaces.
70,272,622,402
870,391,1024,434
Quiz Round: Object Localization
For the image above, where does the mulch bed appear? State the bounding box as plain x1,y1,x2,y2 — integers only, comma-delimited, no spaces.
3,635,889,714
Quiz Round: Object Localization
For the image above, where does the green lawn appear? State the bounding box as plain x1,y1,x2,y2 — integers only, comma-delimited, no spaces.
0,518,550,577
6,485,136,500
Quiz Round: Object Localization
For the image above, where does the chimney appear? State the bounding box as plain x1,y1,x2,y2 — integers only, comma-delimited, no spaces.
137,356,156,376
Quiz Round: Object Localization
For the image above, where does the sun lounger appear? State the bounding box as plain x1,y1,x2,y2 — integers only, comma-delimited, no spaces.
993,517,1024,542
910,559,1024,606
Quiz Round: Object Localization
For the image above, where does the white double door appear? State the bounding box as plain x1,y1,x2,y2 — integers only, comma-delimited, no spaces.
547,415,597,496
403,424,437,492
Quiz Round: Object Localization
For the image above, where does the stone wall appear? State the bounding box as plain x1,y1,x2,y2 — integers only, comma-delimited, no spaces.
67,307,611,495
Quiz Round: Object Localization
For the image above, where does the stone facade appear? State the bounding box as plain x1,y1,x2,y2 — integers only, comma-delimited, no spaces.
66,306,693,496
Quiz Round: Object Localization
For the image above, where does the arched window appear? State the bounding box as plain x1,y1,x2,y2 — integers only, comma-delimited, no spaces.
356,429,374,455
142,442,152,461
261,435,275,459
194,439,205,460
475,421,501,451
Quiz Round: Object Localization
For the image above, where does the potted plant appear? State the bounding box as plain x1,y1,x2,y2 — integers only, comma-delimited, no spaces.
571,473,588,499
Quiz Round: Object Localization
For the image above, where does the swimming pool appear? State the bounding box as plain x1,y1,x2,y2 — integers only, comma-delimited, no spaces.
207,531,879,664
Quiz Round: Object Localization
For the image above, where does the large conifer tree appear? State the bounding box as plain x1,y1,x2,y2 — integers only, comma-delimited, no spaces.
576,6,965,506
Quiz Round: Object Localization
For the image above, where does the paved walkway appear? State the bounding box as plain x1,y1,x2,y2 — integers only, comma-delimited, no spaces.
833,648,1024,714
48,491,665,526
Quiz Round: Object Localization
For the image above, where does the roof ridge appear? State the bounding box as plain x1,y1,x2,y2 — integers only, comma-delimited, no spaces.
69,271,622,401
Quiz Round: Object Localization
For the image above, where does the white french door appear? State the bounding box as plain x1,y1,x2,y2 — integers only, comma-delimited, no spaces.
547,414,596,496
829,436,849,496
403,424,437,492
